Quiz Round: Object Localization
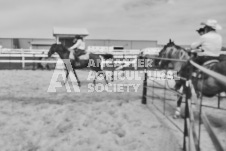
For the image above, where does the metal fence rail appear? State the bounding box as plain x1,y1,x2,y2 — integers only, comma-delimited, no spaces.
190,60,226,86
141,57,226,151
188,60,225,151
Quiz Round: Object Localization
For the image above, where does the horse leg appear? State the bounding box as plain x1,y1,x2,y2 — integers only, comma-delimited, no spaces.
174,95,183,119
93,72,98,85
173,86,183,119
64,69,69,85
99,71,108,84
46,64,50,70
103,71,108,84
111,70,114,82
72,69,81,87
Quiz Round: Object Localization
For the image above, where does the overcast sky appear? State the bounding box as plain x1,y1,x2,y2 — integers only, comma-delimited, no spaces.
0,0,225,45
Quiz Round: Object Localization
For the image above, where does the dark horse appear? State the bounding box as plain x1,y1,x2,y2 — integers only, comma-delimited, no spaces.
48,43,114,86
158,39,226,118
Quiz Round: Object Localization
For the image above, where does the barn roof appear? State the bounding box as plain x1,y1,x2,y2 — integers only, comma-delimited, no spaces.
53,27,89,37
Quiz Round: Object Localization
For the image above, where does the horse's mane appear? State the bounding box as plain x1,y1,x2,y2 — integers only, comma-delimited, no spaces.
165,42,186,51
174,44,186,51
161,41,189,59
52,43,69,52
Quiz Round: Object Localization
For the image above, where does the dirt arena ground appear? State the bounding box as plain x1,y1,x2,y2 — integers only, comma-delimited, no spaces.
0,70,182,151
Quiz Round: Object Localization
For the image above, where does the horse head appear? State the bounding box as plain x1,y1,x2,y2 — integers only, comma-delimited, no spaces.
158,39,176,68
48,43,68,58
48,44,57,57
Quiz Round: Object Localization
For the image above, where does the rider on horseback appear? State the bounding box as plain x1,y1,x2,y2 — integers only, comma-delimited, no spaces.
190,19,223,65
69,35,86,63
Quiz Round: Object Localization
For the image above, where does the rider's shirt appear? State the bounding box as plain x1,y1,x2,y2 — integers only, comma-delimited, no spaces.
191,31,222,56
69,39,85,50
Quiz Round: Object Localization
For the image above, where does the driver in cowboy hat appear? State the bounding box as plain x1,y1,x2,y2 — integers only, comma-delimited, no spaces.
68,35,86,62
196,27,205,36
190,19,223,65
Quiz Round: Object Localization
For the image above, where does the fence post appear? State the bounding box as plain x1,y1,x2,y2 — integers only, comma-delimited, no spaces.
217,93,221,109
21,49,25,69
183,80,190,151
32,54,35,70
198,77,204,149
152,76,154,104
142,69,147,104
163,77,166,115
112,57,114,81
122,54,125,72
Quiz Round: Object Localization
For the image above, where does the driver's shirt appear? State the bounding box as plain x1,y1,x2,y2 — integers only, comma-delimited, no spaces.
191,31,222,56
69,39,85,50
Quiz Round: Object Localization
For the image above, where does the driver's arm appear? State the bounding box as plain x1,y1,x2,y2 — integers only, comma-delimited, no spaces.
69,39,81,50
191,37,204,49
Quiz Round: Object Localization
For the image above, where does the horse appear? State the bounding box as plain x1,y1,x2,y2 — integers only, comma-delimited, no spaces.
37,57,56,70
158,39,226,118
48,43,114,86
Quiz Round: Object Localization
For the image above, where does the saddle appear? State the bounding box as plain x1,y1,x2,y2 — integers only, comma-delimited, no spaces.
77,52,89,60
72,50,89,60
71,50,89,66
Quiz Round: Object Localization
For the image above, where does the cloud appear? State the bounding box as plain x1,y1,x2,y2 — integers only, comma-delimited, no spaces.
0,0,225,46
123,0,167,11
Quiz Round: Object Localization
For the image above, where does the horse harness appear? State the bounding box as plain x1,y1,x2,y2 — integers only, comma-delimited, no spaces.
192,59,219,80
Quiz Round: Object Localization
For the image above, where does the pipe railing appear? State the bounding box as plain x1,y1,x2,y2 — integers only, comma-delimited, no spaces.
141,57,225,151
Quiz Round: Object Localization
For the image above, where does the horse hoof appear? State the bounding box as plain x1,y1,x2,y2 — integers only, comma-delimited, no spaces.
173,115,179,119
173,114,180,119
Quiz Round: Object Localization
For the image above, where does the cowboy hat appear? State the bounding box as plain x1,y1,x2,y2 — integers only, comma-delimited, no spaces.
201,19,222,30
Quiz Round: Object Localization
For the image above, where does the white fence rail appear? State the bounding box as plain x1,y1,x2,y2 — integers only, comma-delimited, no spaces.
0,48,140,70
0,48,49,54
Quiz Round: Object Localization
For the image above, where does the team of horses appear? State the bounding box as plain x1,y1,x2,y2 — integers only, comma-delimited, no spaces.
48,41,226,119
